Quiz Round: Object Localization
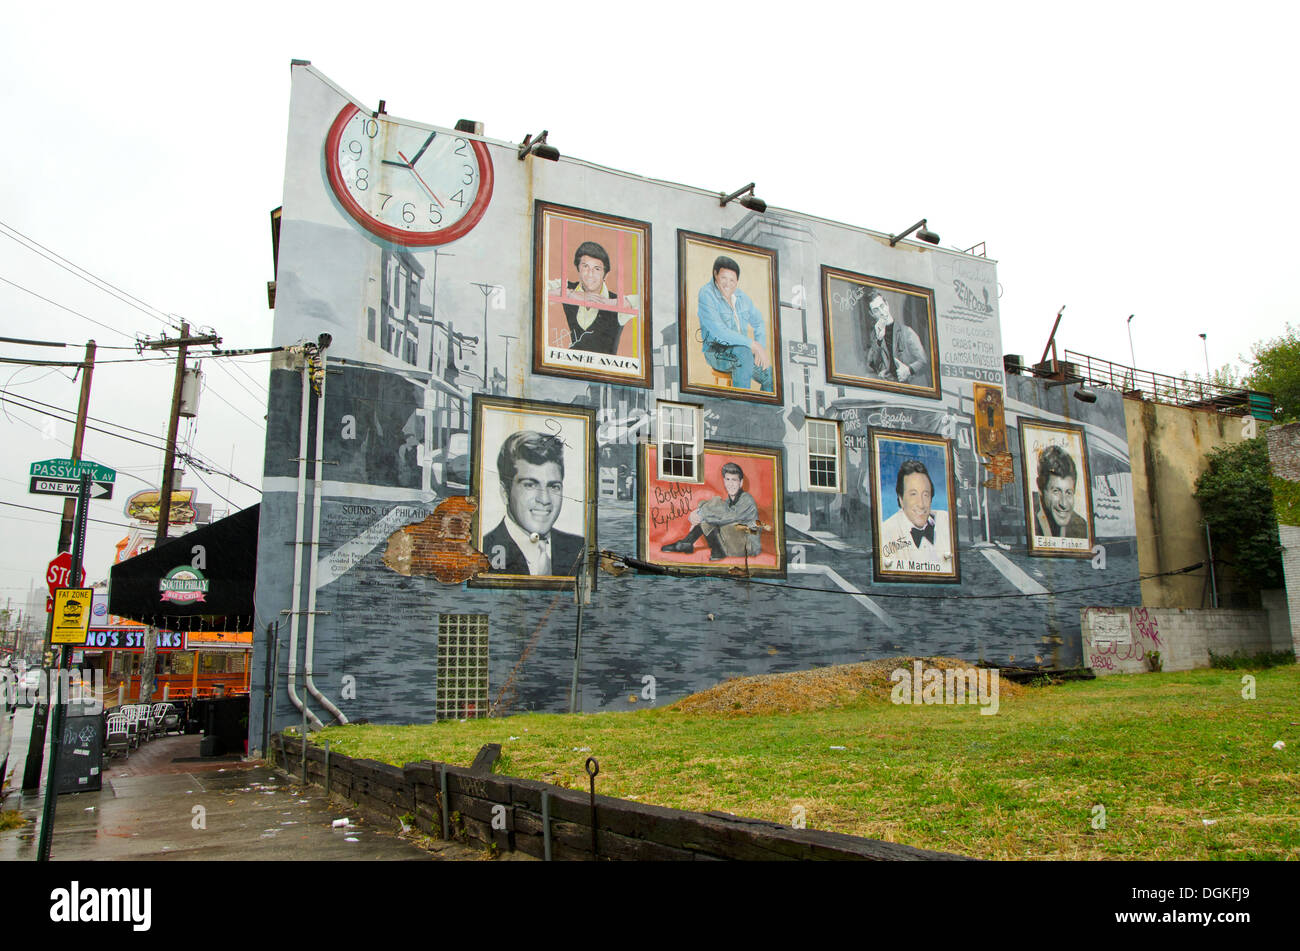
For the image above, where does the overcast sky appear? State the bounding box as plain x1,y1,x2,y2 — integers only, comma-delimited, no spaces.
2,1,1297,610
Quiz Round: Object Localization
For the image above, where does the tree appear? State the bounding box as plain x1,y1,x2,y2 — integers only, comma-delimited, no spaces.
1194,437,1284,590
1243,323,1300,421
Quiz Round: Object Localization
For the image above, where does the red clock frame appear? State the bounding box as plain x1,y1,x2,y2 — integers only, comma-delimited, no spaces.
324,103,495,247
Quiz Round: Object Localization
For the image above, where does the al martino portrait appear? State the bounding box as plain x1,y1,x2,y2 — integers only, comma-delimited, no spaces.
869,429,960,583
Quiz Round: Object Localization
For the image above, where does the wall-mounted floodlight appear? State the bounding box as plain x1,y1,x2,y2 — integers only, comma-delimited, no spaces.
889,218,941,247
720,183,767,213
1044,379,1098,404
517,130,560,162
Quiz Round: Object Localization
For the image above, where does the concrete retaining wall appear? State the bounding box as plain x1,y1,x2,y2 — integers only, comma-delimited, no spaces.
271,733,971,862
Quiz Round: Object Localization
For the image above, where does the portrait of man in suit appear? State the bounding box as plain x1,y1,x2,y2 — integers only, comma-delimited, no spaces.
864,290,929,385
483,430,585,577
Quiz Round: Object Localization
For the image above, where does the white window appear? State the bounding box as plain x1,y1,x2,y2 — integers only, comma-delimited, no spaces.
657,401,703,482
807,418,842,492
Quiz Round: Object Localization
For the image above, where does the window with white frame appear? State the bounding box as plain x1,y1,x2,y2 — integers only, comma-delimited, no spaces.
436,614,489,720
657,401,703,482
807,418,842,492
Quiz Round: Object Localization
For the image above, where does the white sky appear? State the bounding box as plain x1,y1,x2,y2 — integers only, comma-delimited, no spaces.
2,1,1297,611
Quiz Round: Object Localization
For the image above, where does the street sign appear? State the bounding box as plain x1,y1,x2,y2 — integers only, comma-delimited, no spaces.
29,477,113,500
47,552,86,598
788,341,819,366
29,458,117,483
51,588,94,645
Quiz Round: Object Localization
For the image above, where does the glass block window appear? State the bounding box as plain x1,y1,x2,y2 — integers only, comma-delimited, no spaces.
807,418,842,492
658,401,703,482
437,614,489,720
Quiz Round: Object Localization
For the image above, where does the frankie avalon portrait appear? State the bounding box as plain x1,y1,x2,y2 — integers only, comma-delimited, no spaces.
546,239,638,355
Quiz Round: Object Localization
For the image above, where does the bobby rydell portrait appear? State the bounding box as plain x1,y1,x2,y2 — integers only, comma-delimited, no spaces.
659,461,762,561
484,430,585,577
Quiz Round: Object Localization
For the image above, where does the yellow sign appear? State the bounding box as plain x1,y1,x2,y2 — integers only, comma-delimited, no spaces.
52,588,94,644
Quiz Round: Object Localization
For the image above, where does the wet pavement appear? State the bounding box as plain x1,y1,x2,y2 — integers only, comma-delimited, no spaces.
1,706,498,861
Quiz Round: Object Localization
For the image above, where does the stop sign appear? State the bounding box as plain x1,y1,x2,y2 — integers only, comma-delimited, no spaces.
46,551,87,598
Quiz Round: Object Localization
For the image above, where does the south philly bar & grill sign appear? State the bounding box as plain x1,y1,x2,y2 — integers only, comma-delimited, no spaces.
158,566,209,604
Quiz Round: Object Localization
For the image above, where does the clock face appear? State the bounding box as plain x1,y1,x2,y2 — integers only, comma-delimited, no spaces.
324,104,494,247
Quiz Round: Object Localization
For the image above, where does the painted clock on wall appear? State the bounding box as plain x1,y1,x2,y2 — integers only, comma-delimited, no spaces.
324,103,494,246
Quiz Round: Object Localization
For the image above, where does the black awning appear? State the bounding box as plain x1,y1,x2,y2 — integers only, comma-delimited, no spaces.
109,505,258,632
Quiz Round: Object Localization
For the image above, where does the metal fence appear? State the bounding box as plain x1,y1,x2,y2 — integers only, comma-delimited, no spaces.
1041,350,1274,419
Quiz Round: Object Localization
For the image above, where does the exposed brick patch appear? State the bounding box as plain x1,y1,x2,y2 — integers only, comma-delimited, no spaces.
382,496,490,583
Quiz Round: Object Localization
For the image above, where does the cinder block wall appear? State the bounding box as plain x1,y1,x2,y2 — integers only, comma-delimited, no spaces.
1080,607,1287,675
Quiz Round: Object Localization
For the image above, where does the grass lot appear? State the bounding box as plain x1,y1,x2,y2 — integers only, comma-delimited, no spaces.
309,663,1300,860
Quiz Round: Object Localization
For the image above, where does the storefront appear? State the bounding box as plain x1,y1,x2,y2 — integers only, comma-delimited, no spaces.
107,506,258,704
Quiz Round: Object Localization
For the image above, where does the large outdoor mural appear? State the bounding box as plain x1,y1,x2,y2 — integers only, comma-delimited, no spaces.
251,64,1141,746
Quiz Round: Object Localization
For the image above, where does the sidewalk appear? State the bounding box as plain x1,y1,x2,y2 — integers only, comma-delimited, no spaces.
1,729,459,861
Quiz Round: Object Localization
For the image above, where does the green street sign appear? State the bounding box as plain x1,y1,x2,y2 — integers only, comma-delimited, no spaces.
29,458,117,484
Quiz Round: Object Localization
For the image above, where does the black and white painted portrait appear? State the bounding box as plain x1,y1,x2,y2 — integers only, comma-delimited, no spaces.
471,395,596,588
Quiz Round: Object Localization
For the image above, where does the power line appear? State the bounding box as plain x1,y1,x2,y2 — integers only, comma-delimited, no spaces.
0,219,178,330
0,389,171,446
0,390,260,490
200,382,266,430
0,499,136,531
0,391,170,453
0,274,139,342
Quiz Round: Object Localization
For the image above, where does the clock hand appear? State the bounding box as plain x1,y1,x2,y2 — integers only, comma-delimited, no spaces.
397,151,445,208
381,159,410,168
408,131,437,168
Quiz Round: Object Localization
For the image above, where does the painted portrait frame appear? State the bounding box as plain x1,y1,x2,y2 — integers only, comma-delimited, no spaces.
1018,418,1094,558
868,428,961,584
637,440,786,577
469,394,598,590
821,265,941,400
532,201,653,388
677,231,783,405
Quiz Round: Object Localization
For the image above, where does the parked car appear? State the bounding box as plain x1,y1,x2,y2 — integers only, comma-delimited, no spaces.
18,668,42,707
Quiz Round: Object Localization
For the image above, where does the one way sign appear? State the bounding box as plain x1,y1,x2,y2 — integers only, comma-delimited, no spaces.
29,477,113,500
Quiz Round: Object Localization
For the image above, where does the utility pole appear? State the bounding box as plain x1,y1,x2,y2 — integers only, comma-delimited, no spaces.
23,340,95,792
57,341,97,552
498,333,518,388
139,322,220,702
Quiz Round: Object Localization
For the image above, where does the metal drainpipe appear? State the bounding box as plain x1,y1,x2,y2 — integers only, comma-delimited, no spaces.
287,361,322,730
304,348,348,725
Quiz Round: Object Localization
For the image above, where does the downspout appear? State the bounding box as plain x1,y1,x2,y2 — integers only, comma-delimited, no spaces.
286,360,322,730
304,347,348,725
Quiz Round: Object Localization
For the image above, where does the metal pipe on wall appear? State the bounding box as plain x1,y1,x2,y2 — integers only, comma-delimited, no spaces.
287,362,322,730
304,349,348,725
